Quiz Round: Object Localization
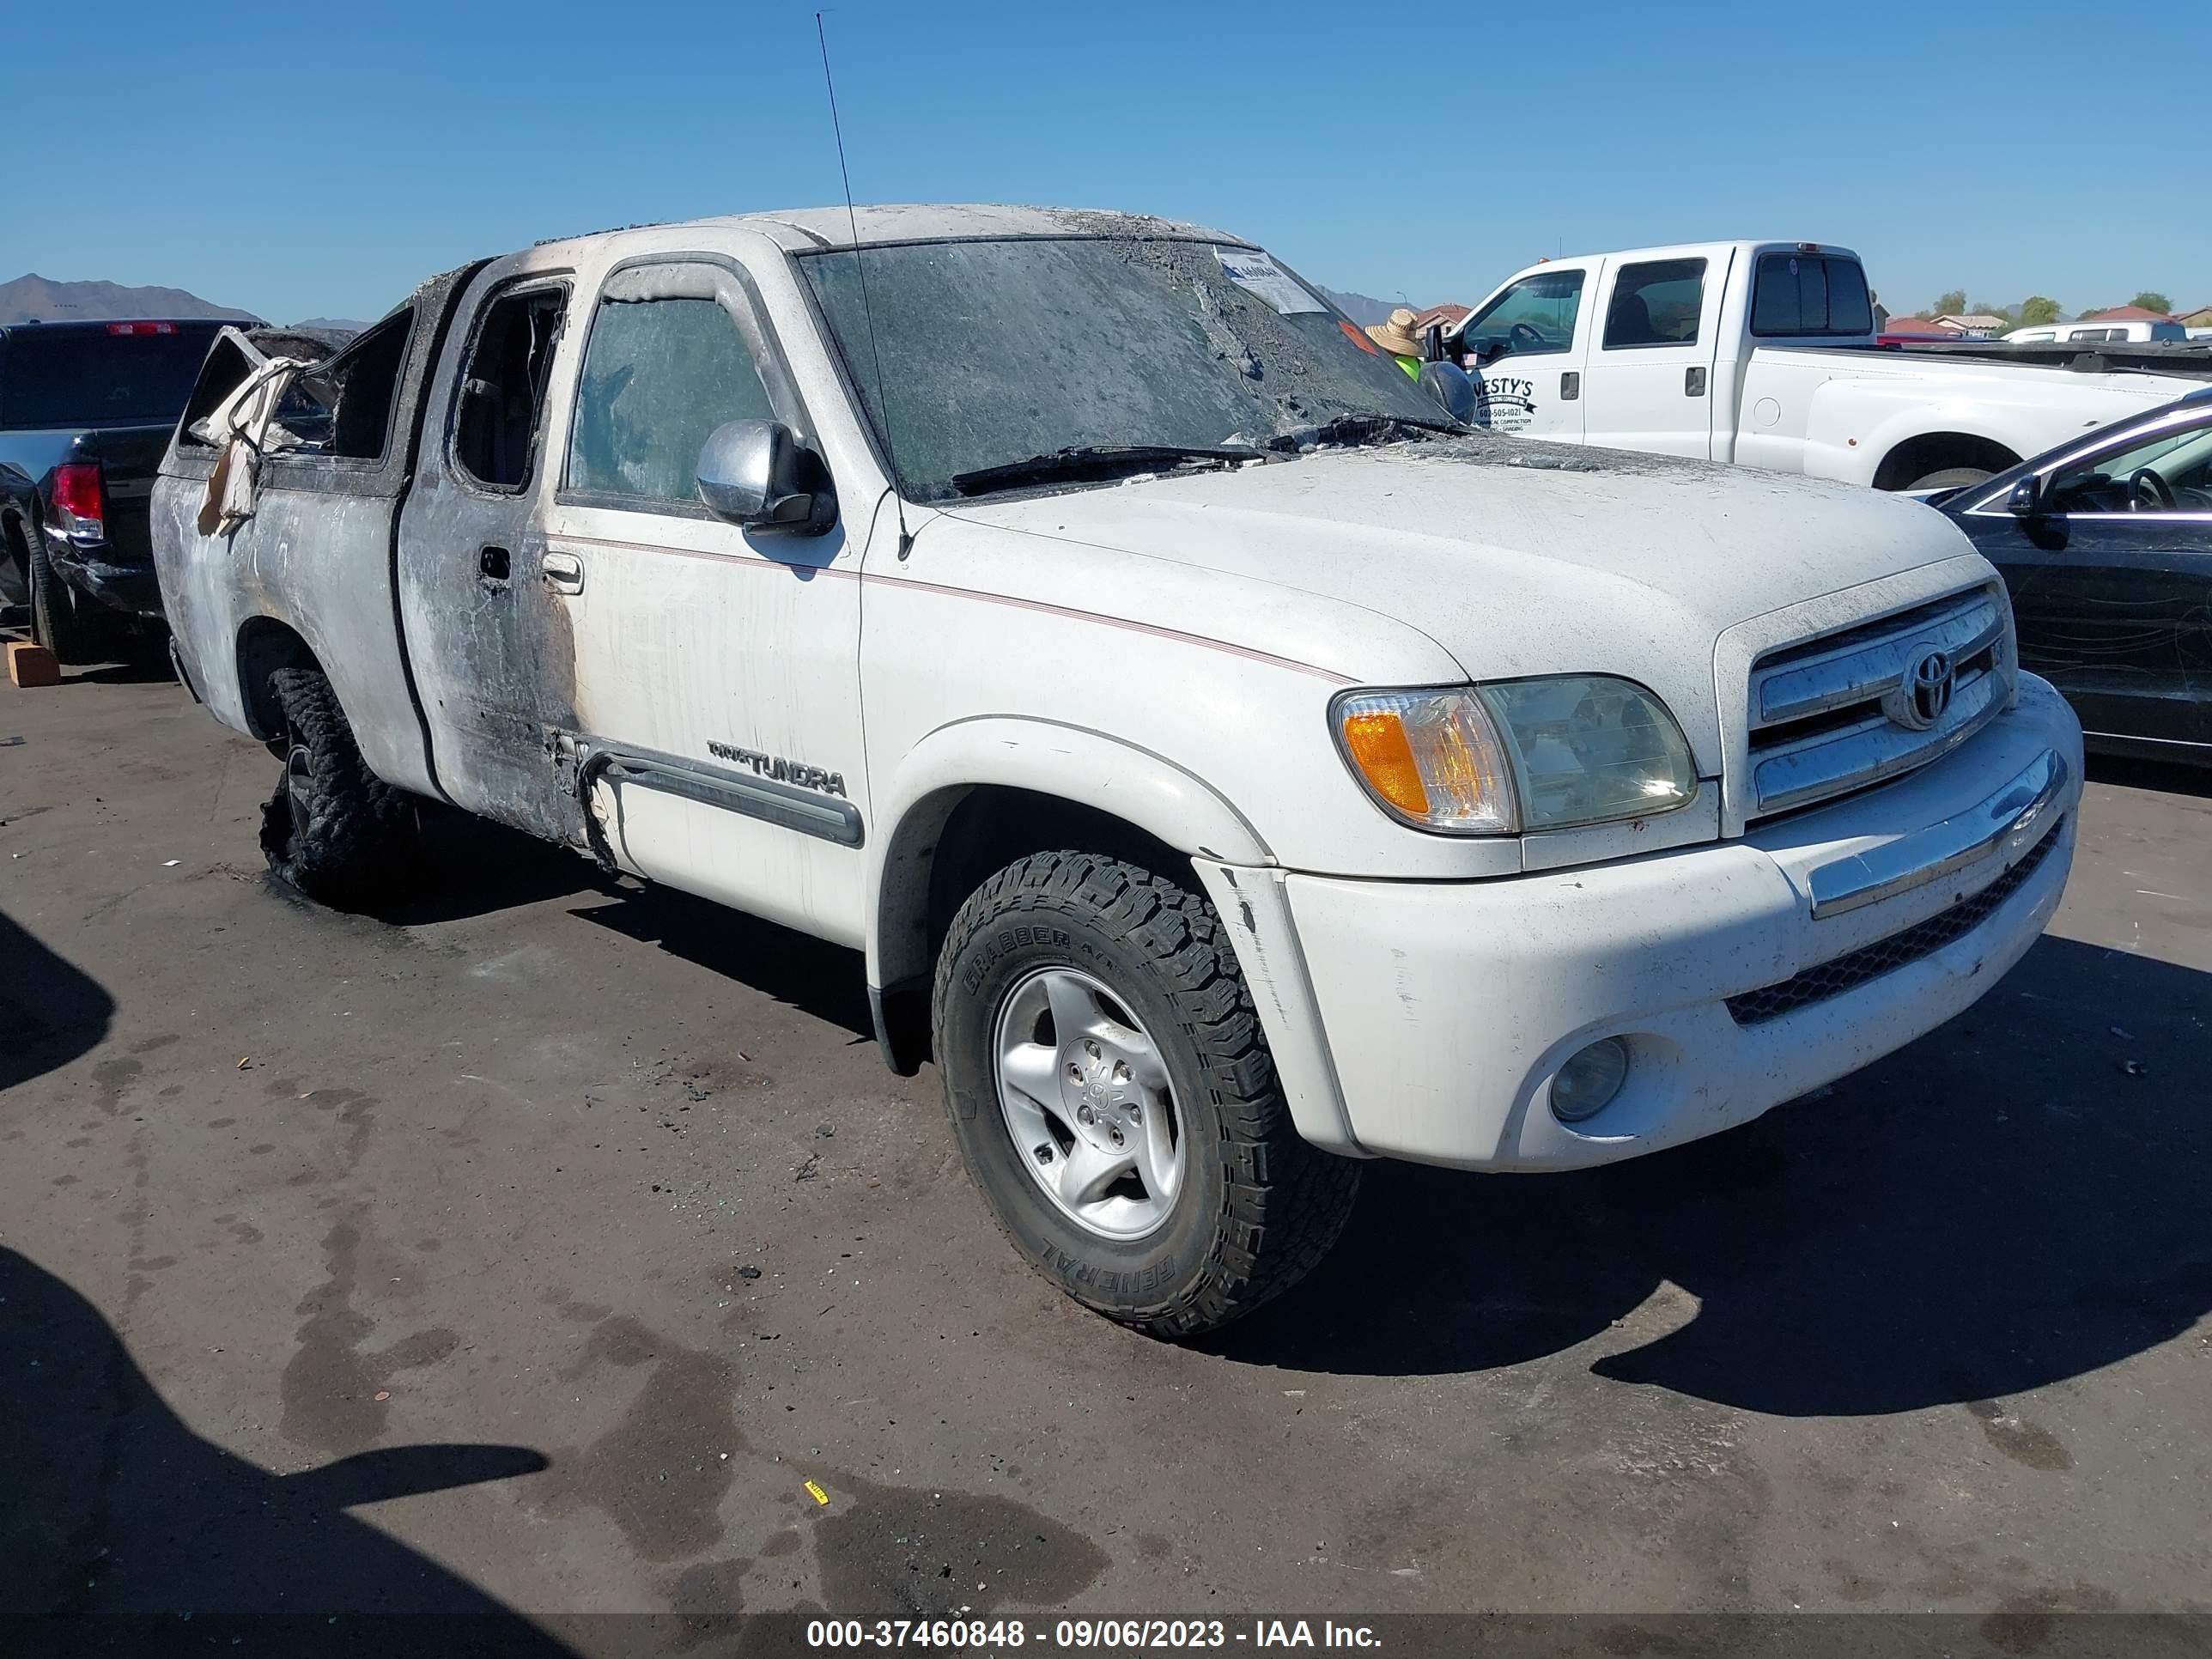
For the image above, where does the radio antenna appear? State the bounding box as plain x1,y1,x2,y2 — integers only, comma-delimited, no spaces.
816,11,911,559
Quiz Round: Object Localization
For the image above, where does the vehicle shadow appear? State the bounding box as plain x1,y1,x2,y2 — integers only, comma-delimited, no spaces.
0,912,112,1091
0,1244,573,1649
568,882,878,1046
1209,933,2212,1414
357,811,619,929
328,800,877,1041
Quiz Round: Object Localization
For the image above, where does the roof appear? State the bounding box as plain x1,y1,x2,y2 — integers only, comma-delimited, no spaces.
2077,304,2170,321
1879,317,1953,337
1932,313,2008,331
2176,306,2212,325
1414,304,1469,329
538,204,1249,256
1526,240,1859,272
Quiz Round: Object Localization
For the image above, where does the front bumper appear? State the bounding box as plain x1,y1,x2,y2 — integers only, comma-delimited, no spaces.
1276,675,2083,1170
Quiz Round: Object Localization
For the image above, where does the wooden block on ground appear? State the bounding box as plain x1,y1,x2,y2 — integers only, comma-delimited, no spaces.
7,641,60,688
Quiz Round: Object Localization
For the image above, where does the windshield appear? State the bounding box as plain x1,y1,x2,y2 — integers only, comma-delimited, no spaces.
0,324,226,428
796,236,1454,500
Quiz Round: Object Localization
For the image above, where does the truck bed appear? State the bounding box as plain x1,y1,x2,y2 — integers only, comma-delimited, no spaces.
1864,340,2212,380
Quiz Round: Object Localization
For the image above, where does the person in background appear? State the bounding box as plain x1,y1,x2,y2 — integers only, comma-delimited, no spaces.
1364,307,1425,380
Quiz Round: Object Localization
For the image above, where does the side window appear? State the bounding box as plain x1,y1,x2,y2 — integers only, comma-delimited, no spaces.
453,285,568,491
1750,254,1874,337
2046,420,2212,515
316,309,412,459
1458,270,1585,362
1602,258,1707,349
566,295,775,505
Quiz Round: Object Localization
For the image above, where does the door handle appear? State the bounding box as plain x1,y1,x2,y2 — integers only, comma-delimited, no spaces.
541,550,584,594
1685,366,1708,397
1560,371,1581,401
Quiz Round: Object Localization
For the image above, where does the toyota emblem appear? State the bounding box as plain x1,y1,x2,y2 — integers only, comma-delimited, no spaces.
1885,648,1956,731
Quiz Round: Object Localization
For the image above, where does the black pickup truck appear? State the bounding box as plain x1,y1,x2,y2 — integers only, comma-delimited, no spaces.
1,318,239,663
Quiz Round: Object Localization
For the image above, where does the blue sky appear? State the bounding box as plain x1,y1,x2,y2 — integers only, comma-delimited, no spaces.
9,0,2207,325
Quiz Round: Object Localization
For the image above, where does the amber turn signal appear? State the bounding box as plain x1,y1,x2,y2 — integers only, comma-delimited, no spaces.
1332,689,1517,834
1339,708,1429,817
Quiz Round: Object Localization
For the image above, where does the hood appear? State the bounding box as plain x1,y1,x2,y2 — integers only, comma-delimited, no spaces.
943,435,1983,772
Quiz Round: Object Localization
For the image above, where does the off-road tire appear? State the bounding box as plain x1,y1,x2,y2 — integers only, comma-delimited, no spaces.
23,510,106,666
258,666,415,907
1907,466,1995,491
933,851,1362,1337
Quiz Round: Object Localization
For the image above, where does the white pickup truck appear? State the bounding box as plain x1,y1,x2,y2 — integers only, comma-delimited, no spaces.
153,206,2081,1337
1449,240,2208,489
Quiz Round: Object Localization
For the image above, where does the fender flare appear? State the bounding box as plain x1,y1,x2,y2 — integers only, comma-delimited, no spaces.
866,714,1273,989
1803,384,2031,485
864,717,1365,1152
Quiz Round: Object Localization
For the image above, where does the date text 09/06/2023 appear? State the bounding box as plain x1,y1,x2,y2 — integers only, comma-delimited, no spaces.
806,1621,1382,1650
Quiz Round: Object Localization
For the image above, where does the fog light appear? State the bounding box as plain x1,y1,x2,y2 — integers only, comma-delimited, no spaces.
1552,1038,1628,1123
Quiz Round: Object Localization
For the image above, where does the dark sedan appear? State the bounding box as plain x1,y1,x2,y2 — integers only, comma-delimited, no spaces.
1931,386,2212,766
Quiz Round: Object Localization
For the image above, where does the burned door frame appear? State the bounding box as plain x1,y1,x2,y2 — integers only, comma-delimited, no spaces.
394,256,586,845
155,265,485,799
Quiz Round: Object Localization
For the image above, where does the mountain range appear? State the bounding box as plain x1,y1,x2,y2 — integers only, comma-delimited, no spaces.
0,274,260,326
0,275,369,334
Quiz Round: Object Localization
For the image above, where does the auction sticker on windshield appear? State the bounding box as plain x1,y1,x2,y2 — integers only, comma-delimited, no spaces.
1214,248,1324,314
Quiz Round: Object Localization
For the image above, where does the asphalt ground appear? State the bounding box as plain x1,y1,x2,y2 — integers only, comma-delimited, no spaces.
3,661,2207,1654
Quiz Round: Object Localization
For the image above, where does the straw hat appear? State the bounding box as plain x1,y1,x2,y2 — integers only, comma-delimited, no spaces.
1364,307,1423,357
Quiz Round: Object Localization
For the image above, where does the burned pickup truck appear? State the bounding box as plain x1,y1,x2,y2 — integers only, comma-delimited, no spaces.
1,318,345,663
155,207,2081,1336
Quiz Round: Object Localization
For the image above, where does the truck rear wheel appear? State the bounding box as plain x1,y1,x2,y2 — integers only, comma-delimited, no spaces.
258,666,414,907
1905,466,1994,490
23,512,106,667
932,851,1361,1337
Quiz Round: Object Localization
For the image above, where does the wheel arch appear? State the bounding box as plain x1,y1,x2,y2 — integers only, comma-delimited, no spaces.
1872,429,2023,491
234,616,325,741
866,719,1273,1075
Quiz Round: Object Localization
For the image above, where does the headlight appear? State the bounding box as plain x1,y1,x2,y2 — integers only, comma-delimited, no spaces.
1333,677,1698,835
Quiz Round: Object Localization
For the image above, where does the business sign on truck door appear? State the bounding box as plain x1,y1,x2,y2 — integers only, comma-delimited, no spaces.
1473,373,1538,432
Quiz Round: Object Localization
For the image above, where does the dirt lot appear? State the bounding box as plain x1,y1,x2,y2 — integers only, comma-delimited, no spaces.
3,664,2208,1647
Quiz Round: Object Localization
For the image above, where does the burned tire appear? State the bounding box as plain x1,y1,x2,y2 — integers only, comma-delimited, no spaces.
1906,466,1995,491
23,511,104,667
933,851,1361,1338
258,666,414,906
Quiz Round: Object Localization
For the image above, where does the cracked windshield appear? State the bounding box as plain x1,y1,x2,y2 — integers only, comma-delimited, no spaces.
799,234,1455,499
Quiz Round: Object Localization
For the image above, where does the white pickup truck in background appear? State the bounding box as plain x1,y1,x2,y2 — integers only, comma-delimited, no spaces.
1448,241,2210,489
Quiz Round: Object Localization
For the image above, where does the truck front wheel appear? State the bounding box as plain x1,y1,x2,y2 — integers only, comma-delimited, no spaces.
933,851,1361,1337
258,666,414,907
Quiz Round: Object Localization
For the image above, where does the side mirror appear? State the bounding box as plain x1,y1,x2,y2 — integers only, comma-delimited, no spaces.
696,419,836,535
2005,475,2045,517
1417,361,1477,425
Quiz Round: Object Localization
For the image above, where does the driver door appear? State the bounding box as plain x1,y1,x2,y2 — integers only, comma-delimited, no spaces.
1966,406,2212,750
1449,265,1589,443
539,255,872,945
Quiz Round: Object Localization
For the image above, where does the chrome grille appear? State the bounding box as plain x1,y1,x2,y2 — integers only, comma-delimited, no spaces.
1745,586,2014,819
